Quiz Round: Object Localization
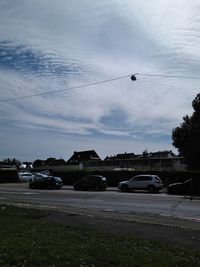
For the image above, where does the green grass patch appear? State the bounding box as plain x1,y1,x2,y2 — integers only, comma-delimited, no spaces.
0,205,199,267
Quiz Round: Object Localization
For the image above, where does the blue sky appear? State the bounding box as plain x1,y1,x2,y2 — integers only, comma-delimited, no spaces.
0,0,200,161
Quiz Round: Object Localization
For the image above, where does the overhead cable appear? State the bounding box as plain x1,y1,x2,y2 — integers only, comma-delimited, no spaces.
0,74,130,103
0,72,200,103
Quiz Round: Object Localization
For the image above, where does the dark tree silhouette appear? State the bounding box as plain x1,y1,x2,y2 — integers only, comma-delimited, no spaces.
172,93,200,170
33,159,44,168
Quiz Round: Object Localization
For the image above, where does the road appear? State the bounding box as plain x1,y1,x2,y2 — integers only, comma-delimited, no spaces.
0,183,200,229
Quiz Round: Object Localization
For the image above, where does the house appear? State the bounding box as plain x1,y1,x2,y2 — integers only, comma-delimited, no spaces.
146,150,176,158
83,150,187,171
67,150,101,165
105,152,136,161
46,158,66,166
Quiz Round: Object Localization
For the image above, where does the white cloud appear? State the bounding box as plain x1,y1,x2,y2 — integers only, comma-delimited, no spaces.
0,0,199,160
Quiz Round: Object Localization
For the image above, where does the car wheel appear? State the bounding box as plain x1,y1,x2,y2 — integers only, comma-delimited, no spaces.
147,185,155,193
121,184,129,192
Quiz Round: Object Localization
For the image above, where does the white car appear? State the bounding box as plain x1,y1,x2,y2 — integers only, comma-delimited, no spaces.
118,174,163,193
18,172,35,183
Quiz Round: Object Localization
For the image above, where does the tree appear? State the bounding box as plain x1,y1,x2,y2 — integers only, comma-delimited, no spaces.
33,159,44,168
142,149,148,158
172,93,200,170
46,157,56,166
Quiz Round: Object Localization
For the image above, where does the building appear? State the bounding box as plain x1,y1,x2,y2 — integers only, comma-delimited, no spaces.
83,151,187,171
67,150,101,165
104,152,137,161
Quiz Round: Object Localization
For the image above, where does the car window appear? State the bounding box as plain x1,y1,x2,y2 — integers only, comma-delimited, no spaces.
82,176,90,180
42,177,50,181
86,176,93,181
131,176,152,181
87,176,98,182
131,177,141,182
141,176,152,181
81,177,88,182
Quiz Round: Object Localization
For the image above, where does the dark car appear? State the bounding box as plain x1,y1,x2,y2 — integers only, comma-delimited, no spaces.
73,175,107,191
29,176,63,189
167,178,200,196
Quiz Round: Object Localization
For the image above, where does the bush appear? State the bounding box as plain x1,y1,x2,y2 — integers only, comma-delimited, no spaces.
0,168,19,183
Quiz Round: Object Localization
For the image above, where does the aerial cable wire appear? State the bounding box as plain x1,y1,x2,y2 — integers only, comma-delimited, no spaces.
0,74,131,103
138,0,172,72
0,72,200,103
136,73,200,80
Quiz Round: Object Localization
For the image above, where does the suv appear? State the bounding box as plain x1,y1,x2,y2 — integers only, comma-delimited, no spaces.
73,175,107,191
118,175,163,193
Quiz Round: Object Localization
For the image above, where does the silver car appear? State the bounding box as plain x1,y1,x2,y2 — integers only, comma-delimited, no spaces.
118,174,163,193
18,172,35,182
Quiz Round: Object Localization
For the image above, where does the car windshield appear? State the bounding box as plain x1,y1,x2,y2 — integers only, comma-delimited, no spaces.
54,177,62,182
34,173,48,178
155,177,161,182
184,179,192,184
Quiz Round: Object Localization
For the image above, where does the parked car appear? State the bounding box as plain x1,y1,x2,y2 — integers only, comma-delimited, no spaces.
73,175,107,191
18,172,35,182
118,174,163,193
29,176,63,189
167,178,200,196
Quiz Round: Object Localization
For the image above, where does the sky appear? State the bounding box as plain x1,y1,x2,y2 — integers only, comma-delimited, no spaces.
0,0,200,161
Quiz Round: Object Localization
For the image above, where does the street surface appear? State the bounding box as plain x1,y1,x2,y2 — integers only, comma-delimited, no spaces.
0,183,200,229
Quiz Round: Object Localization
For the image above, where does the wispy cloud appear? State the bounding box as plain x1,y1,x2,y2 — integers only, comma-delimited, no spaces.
0,0,200,160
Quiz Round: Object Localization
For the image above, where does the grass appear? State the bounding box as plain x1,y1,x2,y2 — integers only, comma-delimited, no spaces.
0,205,199,267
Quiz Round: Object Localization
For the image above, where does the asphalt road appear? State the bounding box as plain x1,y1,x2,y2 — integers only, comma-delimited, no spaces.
0,183,200,229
